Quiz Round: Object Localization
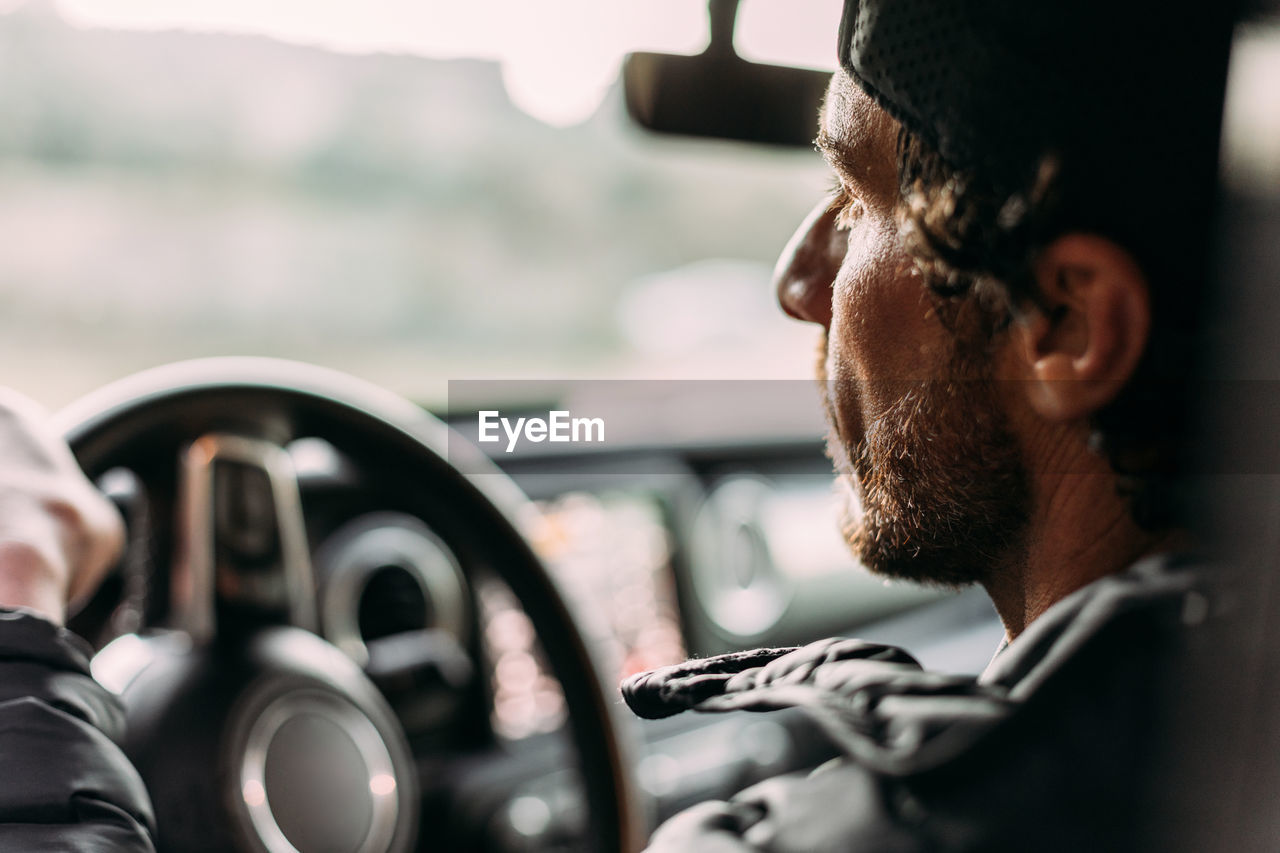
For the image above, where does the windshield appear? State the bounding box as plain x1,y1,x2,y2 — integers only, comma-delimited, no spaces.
0,0,838,409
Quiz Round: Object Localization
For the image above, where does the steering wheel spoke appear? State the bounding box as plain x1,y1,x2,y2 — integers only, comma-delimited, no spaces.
174,432,318,641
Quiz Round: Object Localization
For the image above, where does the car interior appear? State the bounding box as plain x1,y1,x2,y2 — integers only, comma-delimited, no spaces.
1,0,1278,851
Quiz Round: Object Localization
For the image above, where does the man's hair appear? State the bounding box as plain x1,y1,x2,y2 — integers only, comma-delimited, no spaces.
892,128,1202,530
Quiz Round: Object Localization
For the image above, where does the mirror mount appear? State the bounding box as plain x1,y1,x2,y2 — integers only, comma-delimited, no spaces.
706,0,740,57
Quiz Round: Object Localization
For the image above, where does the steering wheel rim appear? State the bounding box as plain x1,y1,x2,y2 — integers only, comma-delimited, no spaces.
53,356,647,853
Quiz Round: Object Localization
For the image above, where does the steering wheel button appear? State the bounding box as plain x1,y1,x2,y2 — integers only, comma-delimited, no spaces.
215,461,280,564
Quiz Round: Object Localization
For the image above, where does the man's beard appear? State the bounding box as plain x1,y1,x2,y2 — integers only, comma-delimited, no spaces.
819,334,1031,588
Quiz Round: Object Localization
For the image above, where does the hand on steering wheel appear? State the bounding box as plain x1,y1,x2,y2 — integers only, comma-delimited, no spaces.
0,388,124,625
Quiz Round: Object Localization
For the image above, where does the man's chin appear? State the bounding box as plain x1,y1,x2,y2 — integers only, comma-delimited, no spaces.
827,421,1007,590
832,470,911,582
824,430,884,575
832,468,861,530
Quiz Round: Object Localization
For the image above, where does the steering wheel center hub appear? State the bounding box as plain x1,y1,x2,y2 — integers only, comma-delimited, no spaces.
237,688,400,853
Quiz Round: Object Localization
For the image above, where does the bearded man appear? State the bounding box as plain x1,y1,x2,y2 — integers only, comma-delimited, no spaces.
624,0,1242,850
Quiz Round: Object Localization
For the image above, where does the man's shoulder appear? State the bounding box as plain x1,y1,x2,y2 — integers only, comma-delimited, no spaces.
638,556,1223,852
625,554,1214,773
985,553,1212,692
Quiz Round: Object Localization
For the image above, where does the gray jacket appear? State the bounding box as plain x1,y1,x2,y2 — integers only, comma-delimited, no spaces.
626,558,1215,852
0,609,155,851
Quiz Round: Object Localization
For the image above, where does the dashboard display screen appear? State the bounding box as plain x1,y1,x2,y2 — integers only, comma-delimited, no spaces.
479,491,686,739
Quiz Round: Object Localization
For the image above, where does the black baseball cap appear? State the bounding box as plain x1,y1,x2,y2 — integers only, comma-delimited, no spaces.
836,0,1237,248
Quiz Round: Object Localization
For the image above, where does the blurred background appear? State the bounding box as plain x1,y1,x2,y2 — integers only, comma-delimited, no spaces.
0,0,843,408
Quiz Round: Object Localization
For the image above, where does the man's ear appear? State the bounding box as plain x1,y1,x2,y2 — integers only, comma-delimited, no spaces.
1014,234,1150,422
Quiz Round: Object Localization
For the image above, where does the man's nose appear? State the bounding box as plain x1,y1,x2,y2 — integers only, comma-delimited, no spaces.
773,199,843,328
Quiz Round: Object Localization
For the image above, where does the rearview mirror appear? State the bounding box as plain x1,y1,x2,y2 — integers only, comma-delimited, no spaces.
622,0,830,147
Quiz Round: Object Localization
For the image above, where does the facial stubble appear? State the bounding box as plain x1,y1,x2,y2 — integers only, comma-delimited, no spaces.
818,331,1031,589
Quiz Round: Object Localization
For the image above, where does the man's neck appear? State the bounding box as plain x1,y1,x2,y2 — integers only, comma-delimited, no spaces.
983,447,1176,640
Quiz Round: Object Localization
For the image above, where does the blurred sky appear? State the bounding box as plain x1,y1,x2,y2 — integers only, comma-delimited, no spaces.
44,0,841,126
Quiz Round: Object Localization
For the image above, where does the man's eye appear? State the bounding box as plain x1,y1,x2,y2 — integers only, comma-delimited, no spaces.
825,180,864,231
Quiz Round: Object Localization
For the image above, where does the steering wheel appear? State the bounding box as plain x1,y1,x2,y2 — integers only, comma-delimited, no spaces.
53,357,646,853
